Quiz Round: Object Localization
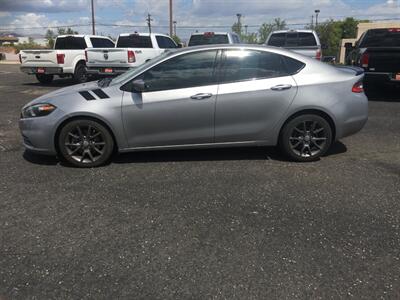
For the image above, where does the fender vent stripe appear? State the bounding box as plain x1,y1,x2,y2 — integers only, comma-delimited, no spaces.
79,91,96,101
92,89,110,99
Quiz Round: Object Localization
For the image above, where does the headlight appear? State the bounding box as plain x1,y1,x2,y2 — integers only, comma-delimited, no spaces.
21,103,56,118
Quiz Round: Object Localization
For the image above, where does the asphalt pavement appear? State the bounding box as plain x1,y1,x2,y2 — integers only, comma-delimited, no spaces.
0,64,400,299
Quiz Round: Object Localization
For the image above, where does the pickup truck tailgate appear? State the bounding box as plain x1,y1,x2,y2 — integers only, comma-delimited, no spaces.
367,47,400,73
20,50,58,67
86,48,128,66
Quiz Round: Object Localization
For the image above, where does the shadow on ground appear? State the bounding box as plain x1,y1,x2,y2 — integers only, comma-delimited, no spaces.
23,142,347,166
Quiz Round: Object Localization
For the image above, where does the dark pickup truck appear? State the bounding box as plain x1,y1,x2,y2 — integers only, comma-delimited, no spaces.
345,28,400,85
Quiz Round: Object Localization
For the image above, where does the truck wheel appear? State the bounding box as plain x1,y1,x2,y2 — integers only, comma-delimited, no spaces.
35,74,54,84
73,63,88,84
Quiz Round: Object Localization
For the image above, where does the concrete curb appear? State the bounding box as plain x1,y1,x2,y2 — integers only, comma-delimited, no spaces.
0,61,20,65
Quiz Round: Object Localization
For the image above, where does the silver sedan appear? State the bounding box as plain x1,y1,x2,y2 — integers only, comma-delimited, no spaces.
19,45,368,167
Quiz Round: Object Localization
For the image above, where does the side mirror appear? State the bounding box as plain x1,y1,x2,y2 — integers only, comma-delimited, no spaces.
344,42,353,49
321,44,328,50
132,79,147,92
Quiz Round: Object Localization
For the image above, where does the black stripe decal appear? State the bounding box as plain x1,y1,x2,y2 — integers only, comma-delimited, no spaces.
92,89,110,99
79,91,96,101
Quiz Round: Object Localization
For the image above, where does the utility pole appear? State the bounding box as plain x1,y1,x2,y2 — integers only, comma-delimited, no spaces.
146,13,153,34
169,0,173,36
173,20,177,36
91,0,95,35
236,13,242,35
244,25,248,35
315,9,320,28
311,15,314,29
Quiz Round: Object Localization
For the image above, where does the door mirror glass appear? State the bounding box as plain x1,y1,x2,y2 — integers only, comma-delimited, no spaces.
132,79,147,92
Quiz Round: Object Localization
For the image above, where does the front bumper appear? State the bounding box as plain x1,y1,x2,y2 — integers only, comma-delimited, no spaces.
19,108,66,155
20,66,63,75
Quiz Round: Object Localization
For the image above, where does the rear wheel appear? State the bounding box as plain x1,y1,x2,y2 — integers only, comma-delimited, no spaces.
35,74,54,84
73,63,88,83
58,119,114,168
280,114,332,162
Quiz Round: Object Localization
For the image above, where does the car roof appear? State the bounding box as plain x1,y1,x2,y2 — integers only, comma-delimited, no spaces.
270,29,317,34
190,32,236,36
118,33,170,37
57,35,110,39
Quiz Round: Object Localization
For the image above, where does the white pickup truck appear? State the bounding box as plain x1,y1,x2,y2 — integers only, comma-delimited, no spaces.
20,35,115,84
86,33,180,75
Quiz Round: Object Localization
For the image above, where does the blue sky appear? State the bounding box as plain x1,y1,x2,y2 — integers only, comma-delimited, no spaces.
0,0,399,39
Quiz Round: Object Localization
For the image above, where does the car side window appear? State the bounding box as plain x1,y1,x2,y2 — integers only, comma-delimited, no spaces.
220,50,288,83
90,38,115,48
137,50,218,92
156,36,178,49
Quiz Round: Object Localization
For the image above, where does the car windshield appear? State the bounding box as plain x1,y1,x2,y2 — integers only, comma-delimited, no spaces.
188,34,229,46
359,29,400,47
268,32,317,47
108,51,174,86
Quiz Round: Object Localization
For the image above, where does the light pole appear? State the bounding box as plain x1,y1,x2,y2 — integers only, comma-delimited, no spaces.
169,0,173,37
173,21,177,36
91,0,95,35
314,9,320,28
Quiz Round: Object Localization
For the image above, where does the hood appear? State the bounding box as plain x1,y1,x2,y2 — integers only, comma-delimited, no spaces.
24,80,99,108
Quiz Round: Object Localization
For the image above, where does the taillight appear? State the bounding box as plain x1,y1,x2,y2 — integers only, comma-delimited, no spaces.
19,53,22,63
127,50,135,63
360,52,369,68
85,50,88,62
315,49,322,61
352,80,364,93
57,53,65,64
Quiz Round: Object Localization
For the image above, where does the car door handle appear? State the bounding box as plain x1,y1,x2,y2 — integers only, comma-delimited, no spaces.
271,84,292,91
190,93,212,100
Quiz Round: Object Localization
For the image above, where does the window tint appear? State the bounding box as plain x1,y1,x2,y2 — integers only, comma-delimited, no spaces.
283,56,305,74
90,38,115,48
55,37,87,50
117,35,153,48
188,34,229,46
138,50,218,91
267,32,317,47
360,29,400,47
221,50,288,83
156,36,178,49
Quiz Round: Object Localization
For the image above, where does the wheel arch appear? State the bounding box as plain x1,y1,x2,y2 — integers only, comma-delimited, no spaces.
278,109,337,143
54,115,119,155
73,58,86,72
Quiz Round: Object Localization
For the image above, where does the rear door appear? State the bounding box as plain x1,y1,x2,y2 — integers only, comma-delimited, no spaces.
122,50,220,147
215,49,297,143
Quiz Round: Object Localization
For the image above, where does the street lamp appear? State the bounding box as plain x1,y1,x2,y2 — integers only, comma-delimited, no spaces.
314,9,320,27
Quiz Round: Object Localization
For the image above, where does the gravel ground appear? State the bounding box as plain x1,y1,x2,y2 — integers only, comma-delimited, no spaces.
0,64,400,299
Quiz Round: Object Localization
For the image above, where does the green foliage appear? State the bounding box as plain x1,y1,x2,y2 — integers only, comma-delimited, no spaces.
242,32,258,44
232,22,242,35
57,27,79,35
258,18,287,43
171,35,181,45
45,29,55,48
14,40,48,53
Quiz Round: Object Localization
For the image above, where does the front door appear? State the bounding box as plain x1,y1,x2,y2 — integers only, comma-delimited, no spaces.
122,50,220,148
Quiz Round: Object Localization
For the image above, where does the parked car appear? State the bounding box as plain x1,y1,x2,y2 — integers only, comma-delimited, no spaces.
345,28,400,86
19,45,368,168
85,33,179,76
20,35,114,84
188,32,241,46
266,30,323,60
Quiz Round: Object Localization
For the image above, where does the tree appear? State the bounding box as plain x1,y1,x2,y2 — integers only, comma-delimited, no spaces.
171,35,181,45
340,17,359,39
232,22,242,36
315,19,342,56
258,18,287,43
45,29,55,48
57,27,78,35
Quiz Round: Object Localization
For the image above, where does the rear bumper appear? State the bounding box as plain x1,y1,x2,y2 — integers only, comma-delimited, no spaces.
364,72,400,84
86,66,132,75
20,66,63,75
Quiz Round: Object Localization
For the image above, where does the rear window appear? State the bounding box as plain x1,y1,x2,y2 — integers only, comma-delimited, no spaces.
188,34,229,46
55,37,87,50
117,35,153,48
359,29,400,47
90,38,115,48
268,32,317,47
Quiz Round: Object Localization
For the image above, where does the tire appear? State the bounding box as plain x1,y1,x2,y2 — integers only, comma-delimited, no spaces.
73,63,88,84
280,114,332,162
35,74,54,84
58,119,114,168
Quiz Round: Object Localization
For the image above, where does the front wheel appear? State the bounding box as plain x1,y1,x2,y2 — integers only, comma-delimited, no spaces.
280,114,332,162
35,74,54,84
58,119,114,168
